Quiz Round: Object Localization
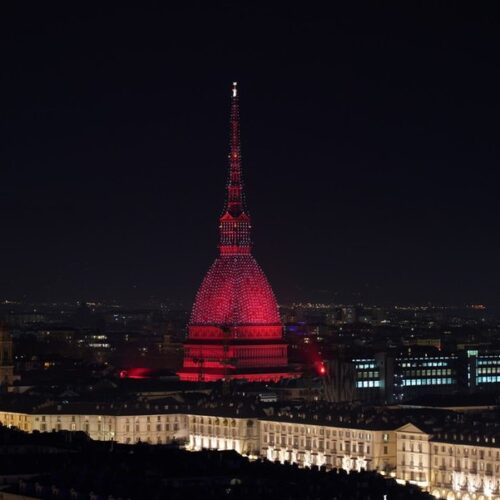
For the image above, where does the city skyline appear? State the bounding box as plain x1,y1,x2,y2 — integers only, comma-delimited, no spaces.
1,4,499,306
3,5,500,500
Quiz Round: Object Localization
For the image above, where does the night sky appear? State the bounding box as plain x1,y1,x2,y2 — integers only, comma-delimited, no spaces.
1,3,499,306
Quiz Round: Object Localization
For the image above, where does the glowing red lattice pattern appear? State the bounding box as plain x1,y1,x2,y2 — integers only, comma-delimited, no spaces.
178,83,295,382
190,255,281,325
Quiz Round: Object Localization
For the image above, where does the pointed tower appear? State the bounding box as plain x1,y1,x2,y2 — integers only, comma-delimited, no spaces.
178,83,295,382
0,323,14,389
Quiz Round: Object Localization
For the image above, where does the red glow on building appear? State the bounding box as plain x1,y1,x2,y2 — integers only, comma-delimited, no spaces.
178,83,296,382
120,368,153,379
120,367,177,379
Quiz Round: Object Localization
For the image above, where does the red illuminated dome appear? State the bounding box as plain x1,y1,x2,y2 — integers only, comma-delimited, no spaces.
191,255,281,325
178,83,296,383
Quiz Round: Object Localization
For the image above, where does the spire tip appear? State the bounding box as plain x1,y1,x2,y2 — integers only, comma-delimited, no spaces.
232,81,238,98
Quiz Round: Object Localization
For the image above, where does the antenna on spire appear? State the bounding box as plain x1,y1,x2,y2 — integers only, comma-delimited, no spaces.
218,81,251,255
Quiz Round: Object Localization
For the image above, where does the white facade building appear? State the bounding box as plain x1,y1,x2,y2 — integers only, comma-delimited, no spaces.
187,414,259,456
397,422,500,499
0,402,187,445
4,401,500,498
259,419,395,472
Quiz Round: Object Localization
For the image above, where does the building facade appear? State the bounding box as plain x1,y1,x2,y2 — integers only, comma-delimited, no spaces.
258,419,395,473
4,402,500,498
346,352,495,403
187,414,259,456
186,412,396,472
397,422,500,499
396,423,433,488
0,402,187,444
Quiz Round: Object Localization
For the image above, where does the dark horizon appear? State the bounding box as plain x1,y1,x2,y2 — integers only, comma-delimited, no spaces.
1,3,499,306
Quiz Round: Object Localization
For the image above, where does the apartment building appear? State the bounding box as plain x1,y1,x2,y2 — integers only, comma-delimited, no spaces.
259,418,395,472
4,399,500,498
187,414,259,456
396,423,433,488
397,422,500,499
185,407,397,473
0,401,188,445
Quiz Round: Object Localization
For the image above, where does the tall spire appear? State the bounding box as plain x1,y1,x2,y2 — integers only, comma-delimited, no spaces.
178,82,293,383
219,82,252,255
227,81,245,216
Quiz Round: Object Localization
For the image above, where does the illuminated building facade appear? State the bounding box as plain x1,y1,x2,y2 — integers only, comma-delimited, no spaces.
343,353,464,403
397,423,500,499
468,352,500,388
187,415,260,456
391,354,461,402
329,351,500,404
187,413,395,472
5,402,500,497
178,83,293,382
258,419,395,472
396,423,433,488
353,358,381,390
0,402,187,444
